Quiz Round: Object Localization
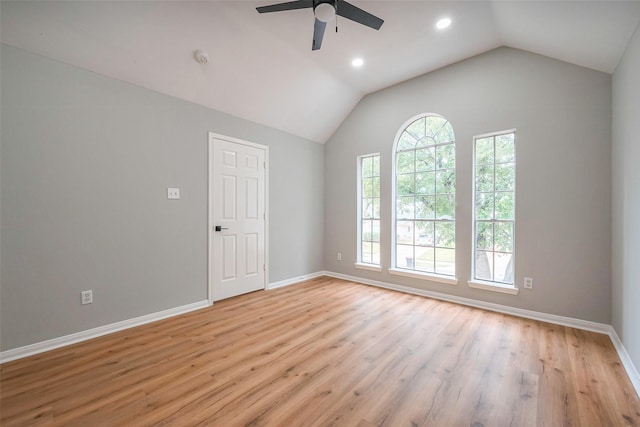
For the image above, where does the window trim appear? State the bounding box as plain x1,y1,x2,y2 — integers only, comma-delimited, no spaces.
355,262,383,272
467,279,519,295
389,267,458,285
356,153,381,268
470,128,517,293
391,113,457,282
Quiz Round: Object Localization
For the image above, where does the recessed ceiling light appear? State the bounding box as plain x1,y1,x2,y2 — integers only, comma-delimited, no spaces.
436,17,452,30
352,58,364,67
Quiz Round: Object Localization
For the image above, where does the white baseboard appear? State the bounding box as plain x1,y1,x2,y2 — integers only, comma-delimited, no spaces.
324,271,610,333
608,327,640,395
0,268,328,364
0,300,209,364
324,270,640,399
268,270,326,290
3,271,639,400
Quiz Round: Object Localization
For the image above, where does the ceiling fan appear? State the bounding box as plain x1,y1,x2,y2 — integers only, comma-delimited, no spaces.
256,0,384,51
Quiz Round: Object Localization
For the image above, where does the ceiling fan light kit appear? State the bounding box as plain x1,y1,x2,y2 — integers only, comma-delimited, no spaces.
314,3,335,23
256,0,383,51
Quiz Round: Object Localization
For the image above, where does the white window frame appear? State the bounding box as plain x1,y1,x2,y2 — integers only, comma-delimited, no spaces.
468,129,518,295
356,153,382,271
389,113,458,286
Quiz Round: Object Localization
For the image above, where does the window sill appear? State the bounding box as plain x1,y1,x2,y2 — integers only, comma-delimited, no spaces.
467,280,519,295
388,268,458,286
354,263,382,272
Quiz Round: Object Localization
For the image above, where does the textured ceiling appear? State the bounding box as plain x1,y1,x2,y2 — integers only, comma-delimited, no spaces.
2,1,639,143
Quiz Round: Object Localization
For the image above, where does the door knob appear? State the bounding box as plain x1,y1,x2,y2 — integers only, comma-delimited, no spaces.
215,225,229,232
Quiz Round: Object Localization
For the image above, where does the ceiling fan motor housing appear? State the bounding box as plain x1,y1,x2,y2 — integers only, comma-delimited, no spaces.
314,0,336,23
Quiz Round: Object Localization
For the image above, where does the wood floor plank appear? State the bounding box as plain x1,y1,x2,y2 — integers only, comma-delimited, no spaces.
1,277,639,426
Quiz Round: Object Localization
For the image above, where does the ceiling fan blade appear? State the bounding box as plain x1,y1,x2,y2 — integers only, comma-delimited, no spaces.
312,18,327,50
256,0,313,14
336,0,383,30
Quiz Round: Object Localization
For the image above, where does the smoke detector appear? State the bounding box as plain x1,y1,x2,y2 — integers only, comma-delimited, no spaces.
194,49,209,65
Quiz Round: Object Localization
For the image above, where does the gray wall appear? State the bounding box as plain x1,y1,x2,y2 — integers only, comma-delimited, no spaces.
0,45,324,351
325,47,612,323
612,24,640,371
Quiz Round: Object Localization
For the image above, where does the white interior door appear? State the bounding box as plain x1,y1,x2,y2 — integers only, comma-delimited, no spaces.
210,134,267,302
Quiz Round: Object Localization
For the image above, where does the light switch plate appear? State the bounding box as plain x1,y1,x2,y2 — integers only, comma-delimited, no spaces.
167,188,180,200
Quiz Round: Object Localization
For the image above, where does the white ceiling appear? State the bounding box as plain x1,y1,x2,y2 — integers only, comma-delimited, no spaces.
2,1,639,143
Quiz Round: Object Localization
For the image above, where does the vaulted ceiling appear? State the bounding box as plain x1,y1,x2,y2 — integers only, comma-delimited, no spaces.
2,1,639,143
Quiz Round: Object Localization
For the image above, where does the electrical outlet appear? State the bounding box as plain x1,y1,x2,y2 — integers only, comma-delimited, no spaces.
81,290,93,305
337,252,342,261
167,188,180,200
524,277,533,289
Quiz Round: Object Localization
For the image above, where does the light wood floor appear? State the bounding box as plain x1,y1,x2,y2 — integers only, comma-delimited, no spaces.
1,277,639,426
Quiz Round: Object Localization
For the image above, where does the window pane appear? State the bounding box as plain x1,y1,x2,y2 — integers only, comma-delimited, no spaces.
475,222,493,250
396,174,414,195
476,137,494,165
436,122,455,144
371,220,380,242
436,194,455,219
476,164,494,192
407,117,426,140
494,252,514,283
372,156,380,176
398,131,417,151
495,163,514,191
396,244,414,268
362,198,373,219
435,248,455,275
362,157,374,178
372,176,381,197
476,192,494,220
362,241,372,264
475,250,493,281
417,136,437,148
371,243,380,265
415,221,434,246
415,148,435,171
494,222,513,252
435,221,455,248
415,195,435,219
426,116,447,138
436,144,455,170
373,197,380,219
495,192,514,220
415,247,435,272
397,221,414,245
435,169,455,194
495,133,515,163
396,151,415,174
415,172,435,194
397,196,414,219
363,177,373,198
362,220,373,241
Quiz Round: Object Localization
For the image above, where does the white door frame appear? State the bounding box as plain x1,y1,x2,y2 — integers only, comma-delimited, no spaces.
208,132,269,305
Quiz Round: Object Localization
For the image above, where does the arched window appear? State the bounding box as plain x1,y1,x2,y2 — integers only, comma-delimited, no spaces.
392,114,456,278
